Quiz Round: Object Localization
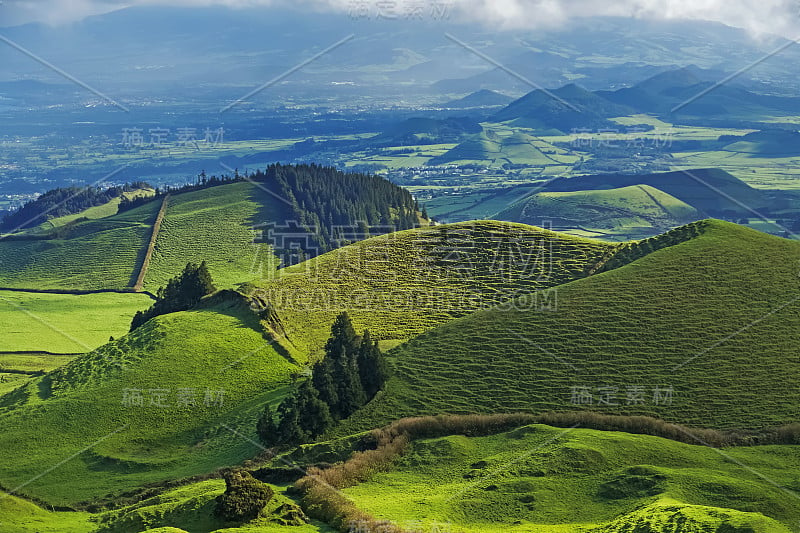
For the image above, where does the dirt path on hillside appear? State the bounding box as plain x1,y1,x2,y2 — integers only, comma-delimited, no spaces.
132,195,170,292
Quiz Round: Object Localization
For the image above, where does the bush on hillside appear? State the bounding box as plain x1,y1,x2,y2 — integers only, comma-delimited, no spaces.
214,469,274,523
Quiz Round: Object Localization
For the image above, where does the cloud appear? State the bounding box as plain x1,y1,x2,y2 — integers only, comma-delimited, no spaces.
1,0,799,37
442,0,799,37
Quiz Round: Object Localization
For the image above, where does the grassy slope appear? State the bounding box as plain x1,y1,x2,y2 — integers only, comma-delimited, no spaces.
0,494,94,532
0,182,284,291
33,188,156,231
249,221,617,361
144,182,287,291
496,185,700,234
342,424,797,532
0,200,161,290
0,290,153,353
0,298,298,505
340,220,800,432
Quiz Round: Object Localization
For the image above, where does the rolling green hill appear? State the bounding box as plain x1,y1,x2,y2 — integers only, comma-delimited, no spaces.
496,185,700,239
0,295,297,505
491,84,635,134
427,130,566,167
142,182,288,291
339,220,800,433
0,182,279,292
247,220,618,360
0,167,423,293
341,424,797,532
722,129,800,156
542,168,770,217
0,200,161,290
7,419,797,532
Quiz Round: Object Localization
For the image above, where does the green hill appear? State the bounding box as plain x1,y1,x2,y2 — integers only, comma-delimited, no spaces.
542,168,770,217
142,182,288,291
0,295,297,505
340,220,800,433
426,129,503,165
443,89,514,109
0,199,161,290
427,130,562,167
0,183,277,291
496,185,701,239
491,84,634,134
722,129,800,156
0,220,621,506
0,167,423,292
247,220,618,359
340,424,797,532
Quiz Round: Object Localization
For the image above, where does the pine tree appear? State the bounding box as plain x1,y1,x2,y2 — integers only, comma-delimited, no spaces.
295,381,333,438
276,396,307,444
130,310,145,331
335,352,366,419
357,329,388,399
130,262,216,331
256,404,278,446
312,357,339,419
196,260,216,294
325,313,365,418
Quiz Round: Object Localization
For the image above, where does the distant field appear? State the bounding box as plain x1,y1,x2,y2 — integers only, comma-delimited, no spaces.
423,185,542,222
343,424,798,532
669,151,800,190
0,290,153,353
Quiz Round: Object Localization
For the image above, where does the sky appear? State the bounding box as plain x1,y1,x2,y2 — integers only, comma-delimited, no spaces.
1,0,798,37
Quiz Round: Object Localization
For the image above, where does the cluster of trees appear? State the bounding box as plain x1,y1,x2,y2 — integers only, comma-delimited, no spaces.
1,182,150,231
250,163,424,253
130,262,216,331
257,312,387,446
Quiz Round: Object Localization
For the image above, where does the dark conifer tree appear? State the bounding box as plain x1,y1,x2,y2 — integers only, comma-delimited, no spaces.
276,395,307,444
295,381,334,438
357,330,388,399
256,404,278,446
312,357,339,419
325,313,365,418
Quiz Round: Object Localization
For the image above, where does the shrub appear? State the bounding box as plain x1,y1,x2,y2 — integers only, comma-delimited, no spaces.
214,469,274,523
